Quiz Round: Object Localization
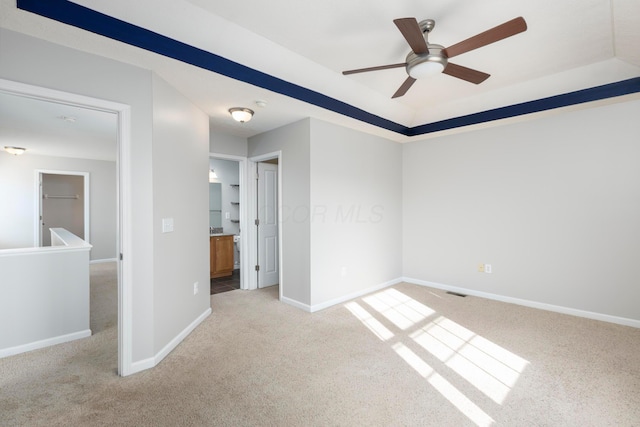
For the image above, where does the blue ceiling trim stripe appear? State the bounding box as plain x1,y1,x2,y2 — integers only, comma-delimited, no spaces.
16,0,640,139
16,0,408,135
408,77,640,136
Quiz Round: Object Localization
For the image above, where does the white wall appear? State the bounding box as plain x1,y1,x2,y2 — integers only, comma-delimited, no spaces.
210,128,248,157
403,99,640,323
152,74,210,356
1,29,212,368
248,119,311,305
0,28,156,363
309,119,403,307
0,153,116,261
248,118,403,309
0,230,91,357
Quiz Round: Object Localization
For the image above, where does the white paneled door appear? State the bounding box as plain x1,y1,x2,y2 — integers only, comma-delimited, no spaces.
257,162,278,288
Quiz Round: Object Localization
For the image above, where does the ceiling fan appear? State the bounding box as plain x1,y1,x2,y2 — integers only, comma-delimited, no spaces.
342,16,527,98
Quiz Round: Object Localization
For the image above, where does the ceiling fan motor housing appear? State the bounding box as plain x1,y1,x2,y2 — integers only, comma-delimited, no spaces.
406,45,448,79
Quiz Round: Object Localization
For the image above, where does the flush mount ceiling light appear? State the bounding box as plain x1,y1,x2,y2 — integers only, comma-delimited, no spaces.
229,107,254,123
4,146,27,156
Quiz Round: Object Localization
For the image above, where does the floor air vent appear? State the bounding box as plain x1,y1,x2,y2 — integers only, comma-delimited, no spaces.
446,291,467,298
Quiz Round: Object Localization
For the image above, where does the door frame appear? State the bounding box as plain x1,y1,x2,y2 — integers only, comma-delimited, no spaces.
208,152,250,290
0,78,133,376
248,151,283,299
35,170,90,247
256,161,279,289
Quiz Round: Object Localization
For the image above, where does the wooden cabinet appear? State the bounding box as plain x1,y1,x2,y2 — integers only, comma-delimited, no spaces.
210,235,234,278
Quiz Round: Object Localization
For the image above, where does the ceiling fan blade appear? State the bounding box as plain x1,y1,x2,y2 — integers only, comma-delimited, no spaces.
393,18,429,54
443,63,490,84
392,77,417,98
342,63,406,75
442,17,527,59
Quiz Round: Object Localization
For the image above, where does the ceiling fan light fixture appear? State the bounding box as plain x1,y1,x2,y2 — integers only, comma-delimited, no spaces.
229,107,254,123
406,47,448,80
409,60,445,79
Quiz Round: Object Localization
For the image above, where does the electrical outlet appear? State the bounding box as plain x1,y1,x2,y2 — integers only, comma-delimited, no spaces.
478,263,485,273
193,282,199,295
225,212,230,219
485,264,492,274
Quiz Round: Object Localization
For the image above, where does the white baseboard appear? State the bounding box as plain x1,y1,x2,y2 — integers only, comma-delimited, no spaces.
403,277,640,329
281,296,311,312
128,357,155,375
126,307,212,376
155,307,212,365
90,258,117,264
281,278,404,313
308,277,403,313
0,329,92,359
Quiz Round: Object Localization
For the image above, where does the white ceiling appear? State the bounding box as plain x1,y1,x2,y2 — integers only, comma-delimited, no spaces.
1,0,639,157
0,91,117,161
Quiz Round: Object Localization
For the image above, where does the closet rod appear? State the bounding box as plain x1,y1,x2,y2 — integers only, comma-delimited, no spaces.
44,194,79,199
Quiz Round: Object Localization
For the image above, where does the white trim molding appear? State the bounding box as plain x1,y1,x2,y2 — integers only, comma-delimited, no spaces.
305,277,403,313
281,296,312,312
0,330,91,359
117,105,132,376
126,307,212,376
248,151,283,297
154,308,212,364
90,258,118,264
403,277,640,329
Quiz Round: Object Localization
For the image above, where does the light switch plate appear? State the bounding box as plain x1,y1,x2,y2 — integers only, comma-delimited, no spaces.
162,218,174,233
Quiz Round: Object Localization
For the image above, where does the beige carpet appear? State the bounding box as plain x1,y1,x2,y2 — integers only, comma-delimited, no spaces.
1,263,639,426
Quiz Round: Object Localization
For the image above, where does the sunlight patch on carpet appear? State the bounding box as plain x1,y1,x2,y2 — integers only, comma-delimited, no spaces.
362,288,435,330
411,316,528,404
346,288,530,426
393,343,495,427
344,302,395,341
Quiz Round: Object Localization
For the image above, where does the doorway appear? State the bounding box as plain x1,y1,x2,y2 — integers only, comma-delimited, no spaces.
209,154,248,292
38,171,89,247
247,151,282,297
209,152,282,295
0,78,132,375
